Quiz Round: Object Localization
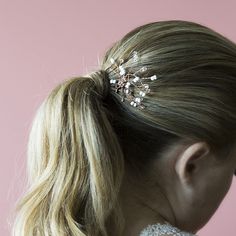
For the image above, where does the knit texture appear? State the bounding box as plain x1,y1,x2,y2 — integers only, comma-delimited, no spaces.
139,221,198,236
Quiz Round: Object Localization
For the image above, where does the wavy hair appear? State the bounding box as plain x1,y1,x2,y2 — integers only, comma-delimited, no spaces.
12,20,236,236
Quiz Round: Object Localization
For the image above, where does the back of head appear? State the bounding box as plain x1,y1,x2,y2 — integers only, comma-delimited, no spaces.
12,20,236,236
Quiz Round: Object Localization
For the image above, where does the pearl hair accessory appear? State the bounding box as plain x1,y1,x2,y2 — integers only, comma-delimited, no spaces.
109,50,157,110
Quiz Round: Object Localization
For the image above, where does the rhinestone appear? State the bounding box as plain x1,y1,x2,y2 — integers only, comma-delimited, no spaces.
139,91,146,96
119,66,125,75
150,75,157,80
110,79,116,84
140,66,147,72
132,51,139,62
133,76,140,82
110,58,115,64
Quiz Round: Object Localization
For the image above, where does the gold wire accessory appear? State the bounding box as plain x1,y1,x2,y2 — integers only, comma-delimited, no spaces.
109,51,157,110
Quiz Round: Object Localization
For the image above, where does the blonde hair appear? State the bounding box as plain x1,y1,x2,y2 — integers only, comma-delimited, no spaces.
12,20,236,236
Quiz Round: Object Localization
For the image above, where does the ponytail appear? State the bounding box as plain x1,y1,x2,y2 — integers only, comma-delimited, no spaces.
12,70,125,235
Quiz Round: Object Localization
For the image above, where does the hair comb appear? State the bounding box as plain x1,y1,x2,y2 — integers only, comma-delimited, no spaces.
109,50,157,110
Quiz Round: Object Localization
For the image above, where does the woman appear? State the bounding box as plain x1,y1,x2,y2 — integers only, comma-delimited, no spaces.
12,20,236,236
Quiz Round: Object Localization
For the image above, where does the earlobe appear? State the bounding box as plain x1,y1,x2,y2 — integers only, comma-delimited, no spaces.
174,141,210,183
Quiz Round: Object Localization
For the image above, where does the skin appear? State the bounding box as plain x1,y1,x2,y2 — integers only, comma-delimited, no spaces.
118,139,236,236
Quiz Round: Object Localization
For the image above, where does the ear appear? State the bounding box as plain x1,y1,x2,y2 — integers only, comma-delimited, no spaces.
175,141,210,184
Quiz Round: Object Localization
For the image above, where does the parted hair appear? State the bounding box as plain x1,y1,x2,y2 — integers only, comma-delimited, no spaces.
12,20,236,236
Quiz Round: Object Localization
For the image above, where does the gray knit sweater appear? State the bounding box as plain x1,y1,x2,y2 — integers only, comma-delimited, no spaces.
139,221,198,236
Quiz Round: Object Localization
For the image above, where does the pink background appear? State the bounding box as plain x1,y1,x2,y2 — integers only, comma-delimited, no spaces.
1,1,236,235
